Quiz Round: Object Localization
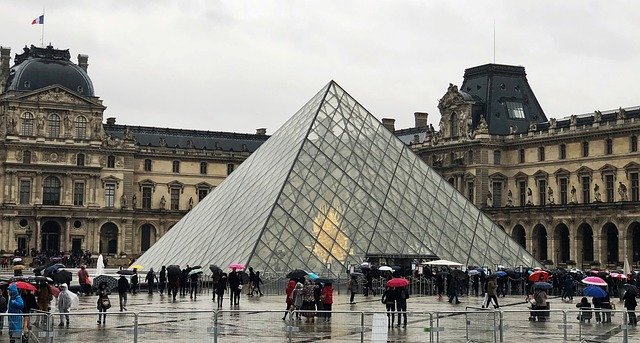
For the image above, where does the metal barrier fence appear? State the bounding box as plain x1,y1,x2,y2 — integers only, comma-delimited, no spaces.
3,308,637,342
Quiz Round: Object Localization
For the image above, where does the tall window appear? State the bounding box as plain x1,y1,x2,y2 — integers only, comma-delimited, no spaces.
22,151,31,164
605,138,613,155
506,101,525,119
631,172,639,201
19,180,31,204
467,182,474,202
142,187,152,209
48,114,61,138
170,188,180,210
559,178,568,205
493,150,501,165
518,181,526,206
76,153,85,166
200,162,207,175
605,175,614,202
227,163,234,175
172,161,180,173
43,176,61,205
144,159,152,172
450,113,458,137
559,144,567,160
538,146,545,161
107,155,115,168
631,136,638,152
73,181,85,206
198,188,209,202
582,141,589,157
21,112,34,136
581,176,590,204
492,182,502,207
75,116,87,139
519,149,525,163
104,183,116,207
467,150,474,164
538,179,547,206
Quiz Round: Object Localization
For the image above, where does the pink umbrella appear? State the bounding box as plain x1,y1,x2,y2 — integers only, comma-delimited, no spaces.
581,276,607,286
610,273,627,279
228,263,245,271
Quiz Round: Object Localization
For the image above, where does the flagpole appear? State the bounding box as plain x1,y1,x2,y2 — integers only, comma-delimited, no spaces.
41,8,45,47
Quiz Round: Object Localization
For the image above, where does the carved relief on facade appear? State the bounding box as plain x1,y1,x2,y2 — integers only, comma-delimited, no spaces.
36,88,86,105
437,83,474,139
617,107,626,120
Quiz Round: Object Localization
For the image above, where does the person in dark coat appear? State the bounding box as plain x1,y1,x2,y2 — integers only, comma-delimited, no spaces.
96,282,111,325
623,290,637,325
251,271,264,296
130,269,139,295
145,268,157,295
228,268,240,306
189,270,200,300
396,286,409,328
381,287,396,327
117,275,130,311
168,271,180,302
247,267,256,296
21,289,37,337
0,287,7,334
159,266,167,295
576,297,592,323
7,284,23,342
447,275,461,304
215,273,228,308
180,266,190,296
434,274,445,301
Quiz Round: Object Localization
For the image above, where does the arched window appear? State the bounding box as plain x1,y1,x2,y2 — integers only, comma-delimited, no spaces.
43,176,61,205
450,112,458,137
21,112,34,136
48,114,61,138
22,151,31,164
75,116,87,139
107,155,115,168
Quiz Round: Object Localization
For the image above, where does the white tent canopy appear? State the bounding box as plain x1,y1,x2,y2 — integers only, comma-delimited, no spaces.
424,259,463,266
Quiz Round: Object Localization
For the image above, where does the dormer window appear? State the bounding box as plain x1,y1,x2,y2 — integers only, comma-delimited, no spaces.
506,102,525,119
24,81,30,88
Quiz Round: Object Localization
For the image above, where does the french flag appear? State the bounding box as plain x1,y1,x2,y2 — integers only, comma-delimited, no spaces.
31,15,44,25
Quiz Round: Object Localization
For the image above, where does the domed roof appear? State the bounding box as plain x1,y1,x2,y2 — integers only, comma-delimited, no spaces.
3,45,94,96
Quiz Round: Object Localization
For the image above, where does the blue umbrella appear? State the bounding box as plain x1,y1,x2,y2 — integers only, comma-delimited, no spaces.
583,285,607,298
534,282,553,290
307,272,319,280
495,271,507,277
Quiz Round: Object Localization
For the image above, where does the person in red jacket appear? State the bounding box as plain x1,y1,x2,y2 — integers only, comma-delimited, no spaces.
320,283,334,322
282,279,297,321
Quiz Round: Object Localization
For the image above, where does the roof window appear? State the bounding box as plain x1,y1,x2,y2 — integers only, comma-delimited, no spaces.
506,102,525,119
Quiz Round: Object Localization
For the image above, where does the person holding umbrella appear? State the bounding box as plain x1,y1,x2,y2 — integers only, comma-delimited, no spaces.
228,268,240,306
117,275,130,311
283,279,297,321
381,286,397,328
130,268,139,295
396,286,409,328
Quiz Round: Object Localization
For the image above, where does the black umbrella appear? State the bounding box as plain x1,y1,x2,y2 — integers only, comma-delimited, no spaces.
209,265,222,275
33,266,46,276
26,276,53,284
286,269,308,279
167,265,181,277
623,284,639,295
52,270,72,285
116,270,136,276
437,271,450,276
93,275,118,290
451,269,466,279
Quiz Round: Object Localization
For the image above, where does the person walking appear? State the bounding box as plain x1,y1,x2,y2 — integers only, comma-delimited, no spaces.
215,273,228,308
56,284,72,328
381,286,397,328
623,290,637,325
77,265,90,296
159,266,167,295
301,280,317,323
117,275,130,311
96,282,111,325
168,269,180,302
130,269,139,295
189,270,200,300
228,268,240,306
180,266,190,296
146,268,158,295
320,282,333,322
435,274,445,301
7,284,23,343
283,279,296,321
347,276,357,304
247,267,255,296
484,275,500,309
251,271,264,296
447,275,461,304
0,287,7,335
396,286,409,328
291,282,304,322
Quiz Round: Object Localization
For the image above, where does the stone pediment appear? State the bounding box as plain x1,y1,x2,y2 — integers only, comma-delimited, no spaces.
489,172,508,181
12,86,104,108
513,171,528,180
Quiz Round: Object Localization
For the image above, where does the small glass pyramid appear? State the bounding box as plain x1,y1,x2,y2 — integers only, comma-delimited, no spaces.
134,81,538,277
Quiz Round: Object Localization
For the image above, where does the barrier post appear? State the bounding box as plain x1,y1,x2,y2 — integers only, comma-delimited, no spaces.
360,311,365,343
133,312,139,343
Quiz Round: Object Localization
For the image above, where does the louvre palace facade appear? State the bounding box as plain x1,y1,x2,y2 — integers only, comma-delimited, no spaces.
1,44,637,269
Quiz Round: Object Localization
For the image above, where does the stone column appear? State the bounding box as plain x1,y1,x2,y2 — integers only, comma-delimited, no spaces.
94,221,101,254
65,219,71,253
34,218,41,252
569,225,578,265
594,234,603,267
620,230,628,265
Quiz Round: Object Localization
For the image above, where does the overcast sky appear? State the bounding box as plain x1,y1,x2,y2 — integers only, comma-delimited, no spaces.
2,1,638,134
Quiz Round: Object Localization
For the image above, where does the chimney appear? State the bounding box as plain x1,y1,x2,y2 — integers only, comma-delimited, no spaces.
256,128,267,135
381,118,395,132
0,46,10,87
106,117,116,125
414,112,429,128
77,54,89,72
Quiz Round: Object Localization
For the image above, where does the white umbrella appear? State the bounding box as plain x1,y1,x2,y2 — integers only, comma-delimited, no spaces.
378,266,393,271
424,259,463,267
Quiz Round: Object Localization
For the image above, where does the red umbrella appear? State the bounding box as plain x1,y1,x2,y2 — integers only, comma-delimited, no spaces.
49,284,61,297
12,281,37,292
528,270,549,282
386,278,409,288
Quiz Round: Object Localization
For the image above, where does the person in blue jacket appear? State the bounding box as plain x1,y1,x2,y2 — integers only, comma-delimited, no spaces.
8,284,24,343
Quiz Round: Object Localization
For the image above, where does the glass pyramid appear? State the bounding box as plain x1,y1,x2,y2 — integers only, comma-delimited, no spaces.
134,81,538,277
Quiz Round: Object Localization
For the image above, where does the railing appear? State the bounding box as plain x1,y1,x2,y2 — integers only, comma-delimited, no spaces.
3,308,635,342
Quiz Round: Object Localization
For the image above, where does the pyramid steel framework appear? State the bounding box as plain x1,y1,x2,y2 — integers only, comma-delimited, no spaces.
134,81,538,277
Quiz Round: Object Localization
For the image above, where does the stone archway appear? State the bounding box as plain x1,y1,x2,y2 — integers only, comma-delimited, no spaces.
99,222,119,255
554,223,570,264
512,225,526,249
602,222,619,263
140,223,157,252
41,220,61,254
629,222,640,263
532,224,548,261
577,223,594,263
